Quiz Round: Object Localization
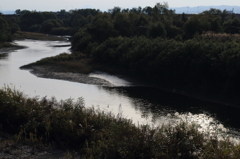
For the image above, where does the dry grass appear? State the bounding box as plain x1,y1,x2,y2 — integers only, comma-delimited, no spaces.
20,53,94,74
50,59,93,74
14,31,66,41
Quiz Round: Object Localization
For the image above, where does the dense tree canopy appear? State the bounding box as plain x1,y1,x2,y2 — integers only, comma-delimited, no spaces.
12,3,239,37
0,14,19,43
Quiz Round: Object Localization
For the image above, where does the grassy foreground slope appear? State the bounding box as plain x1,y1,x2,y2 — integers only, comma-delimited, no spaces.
1,86,240,158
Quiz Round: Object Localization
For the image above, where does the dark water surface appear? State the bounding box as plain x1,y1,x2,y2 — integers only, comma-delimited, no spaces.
1,39,240,140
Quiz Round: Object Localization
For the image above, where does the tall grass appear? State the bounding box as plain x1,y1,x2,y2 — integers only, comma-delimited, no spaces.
0,85,240,158
20,53,93,74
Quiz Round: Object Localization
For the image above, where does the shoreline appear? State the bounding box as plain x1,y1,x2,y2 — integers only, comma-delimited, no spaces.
0,45,26,54
22,64,240,109
22,65,115,87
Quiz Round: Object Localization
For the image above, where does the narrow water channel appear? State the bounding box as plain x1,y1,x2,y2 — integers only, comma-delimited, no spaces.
1,39,240,141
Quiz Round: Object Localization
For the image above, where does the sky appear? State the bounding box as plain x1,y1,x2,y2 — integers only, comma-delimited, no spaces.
0,0,240,12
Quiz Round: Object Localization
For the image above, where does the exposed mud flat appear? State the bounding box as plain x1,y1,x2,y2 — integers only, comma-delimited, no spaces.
25,65,115,87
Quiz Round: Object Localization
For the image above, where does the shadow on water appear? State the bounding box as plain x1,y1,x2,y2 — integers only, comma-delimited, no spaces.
102,86,240,130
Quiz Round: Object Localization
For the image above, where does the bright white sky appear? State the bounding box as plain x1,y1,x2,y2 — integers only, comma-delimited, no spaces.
0,0,239,12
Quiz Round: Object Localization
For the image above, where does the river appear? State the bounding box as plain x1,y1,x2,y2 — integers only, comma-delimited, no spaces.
1,39,240,141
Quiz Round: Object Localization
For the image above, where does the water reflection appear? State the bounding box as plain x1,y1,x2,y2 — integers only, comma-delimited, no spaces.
102,86,240,127
171,112,240,144
100,86,240,140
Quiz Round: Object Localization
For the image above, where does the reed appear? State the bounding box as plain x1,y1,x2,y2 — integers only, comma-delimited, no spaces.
20,53,93,74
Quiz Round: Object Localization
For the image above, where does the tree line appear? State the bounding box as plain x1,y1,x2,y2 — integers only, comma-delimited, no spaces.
0,13,19,43
6,3,240,38
3,2,240,96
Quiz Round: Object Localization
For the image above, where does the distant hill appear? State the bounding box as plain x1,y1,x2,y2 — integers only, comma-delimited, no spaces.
2,11,15,14
171,5,240,14
81,5,94,9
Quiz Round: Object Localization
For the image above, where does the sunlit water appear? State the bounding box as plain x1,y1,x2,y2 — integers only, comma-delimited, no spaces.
1,39,240,142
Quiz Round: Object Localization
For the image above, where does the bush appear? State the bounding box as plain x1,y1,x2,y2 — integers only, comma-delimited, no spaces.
51,27,71,35
90,36,240,95
40,19,63,34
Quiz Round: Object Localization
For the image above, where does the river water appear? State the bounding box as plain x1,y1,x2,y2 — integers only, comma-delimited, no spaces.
1,39,240,140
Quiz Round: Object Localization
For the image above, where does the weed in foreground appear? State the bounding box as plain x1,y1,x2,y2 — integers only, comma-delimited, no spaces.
0,85,240,158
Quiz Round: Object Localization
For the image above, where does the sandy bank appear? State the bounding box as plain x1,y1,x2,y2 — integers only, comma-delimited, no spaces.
25,65,114,87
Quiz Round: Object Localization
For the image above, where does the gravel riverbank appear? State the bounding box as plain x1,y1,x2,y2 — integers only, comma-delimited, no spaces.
24,65,114,87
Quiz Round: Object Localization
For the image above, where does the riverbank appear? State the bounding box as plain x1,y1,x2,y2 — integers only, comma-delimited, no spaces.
13,31,68,41
20,53,137,87
0,42,26,54
20,53,240,108
26,65,114,86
